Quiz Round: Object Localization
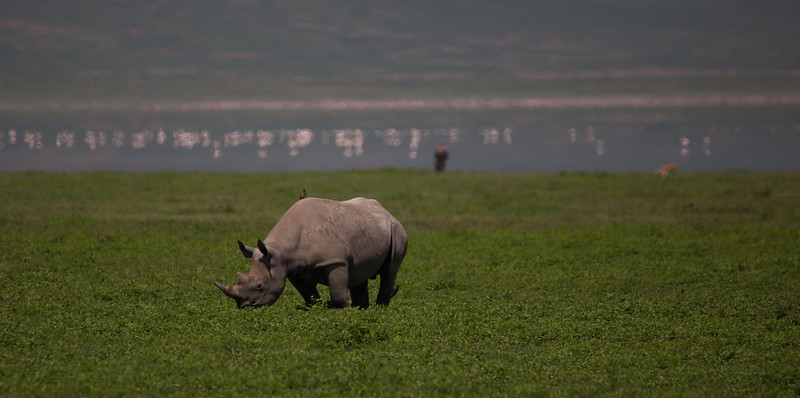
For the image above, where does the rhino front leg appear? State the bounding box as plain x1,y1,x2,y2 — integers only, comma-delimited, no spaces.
288,275,320,306
350,282,369,309
326,265,350,308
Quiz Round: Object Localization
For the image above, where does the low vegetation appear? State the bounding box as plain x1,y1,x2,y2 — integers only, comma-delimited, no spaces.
1,170,798,396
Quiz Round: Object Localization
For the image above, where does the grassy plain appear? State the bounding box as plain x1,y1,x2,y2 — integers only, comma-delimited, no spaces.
1,170,798,396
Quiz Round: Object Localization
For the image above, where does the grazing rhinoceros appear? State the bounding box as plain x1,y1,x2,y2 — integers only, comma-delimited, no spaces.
214,197,407,309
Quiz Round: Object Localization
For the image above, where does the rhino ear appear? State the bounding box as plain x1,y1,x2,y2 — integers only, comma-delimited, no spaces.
256,240,274,276
238,240,255,258
257,240,271,258
236,271,249,284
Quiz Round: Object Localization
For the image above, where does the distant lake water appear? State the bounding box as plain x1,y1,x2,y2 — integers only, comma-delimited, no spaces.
1,102,798,172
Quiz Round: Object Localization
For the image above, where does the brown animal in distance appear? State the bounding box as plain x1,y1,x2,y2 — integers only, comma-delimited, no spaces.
655,163,679,177
434,144,449,171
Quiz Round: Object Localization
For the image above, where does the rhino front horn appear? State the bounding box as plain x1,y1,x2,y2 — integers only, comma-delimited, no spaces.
214,281,238,299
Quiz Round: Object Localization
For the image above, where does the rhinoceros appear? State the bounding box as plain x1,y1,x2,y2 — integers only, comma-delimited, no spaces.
214,197,407,309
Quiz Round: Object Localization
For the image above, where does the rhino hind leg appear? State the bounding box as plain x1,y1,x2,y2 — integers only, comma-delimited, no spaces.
376,269,397,305
350,282,369,309
376,253,402,305
376,224,407,306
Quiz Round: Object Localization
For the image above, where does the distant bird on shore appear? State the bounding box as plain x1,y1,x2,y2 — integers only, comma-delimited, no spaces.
299,188,307,200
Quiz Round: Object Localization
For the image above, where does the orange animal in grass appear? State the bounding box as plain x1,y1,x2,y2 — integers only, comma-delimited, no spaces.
655,163,679,177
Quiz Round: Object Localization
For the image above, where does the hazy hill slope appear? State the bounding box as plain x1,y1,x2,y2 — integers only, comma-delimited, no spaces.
2,0,798,90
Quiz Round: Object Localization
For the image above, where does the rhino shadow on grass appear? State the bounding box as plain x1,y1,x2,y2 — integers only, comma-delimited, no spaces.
214,197,407,309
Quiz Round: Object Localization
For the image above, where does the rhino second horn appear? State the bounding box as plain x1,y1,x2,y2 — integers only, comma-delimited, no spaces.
214,281,239,299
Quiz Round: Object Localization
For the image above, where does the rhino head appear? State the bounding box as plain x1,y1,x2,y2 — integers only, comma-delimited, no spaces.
214,240,287,308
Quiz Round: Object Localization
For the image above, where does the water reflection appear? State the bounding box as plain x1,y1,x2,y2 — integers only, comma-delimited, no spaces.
23,131,44,150
0,121,797,172
286,129,313,157
566,126,606,157
84,131,103,150
0,127,493,161
680,136,690,157
333,129,364,158
56,131,75,148
595,140,605,157
409,129,421,159
256,130,274,159
112,131,125,148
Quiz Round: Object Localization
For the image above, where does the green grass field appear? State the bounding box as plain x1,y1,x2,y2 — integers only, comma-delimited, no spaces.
1,170,798,396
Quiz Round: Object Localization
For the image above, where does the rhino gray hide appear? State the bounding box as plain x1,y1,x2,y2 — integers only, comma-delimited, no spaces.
214,197,407,309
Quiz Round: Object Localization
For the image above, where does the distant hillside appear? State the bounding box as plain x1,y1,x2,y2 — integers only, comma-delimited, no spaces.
1,0,799,95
